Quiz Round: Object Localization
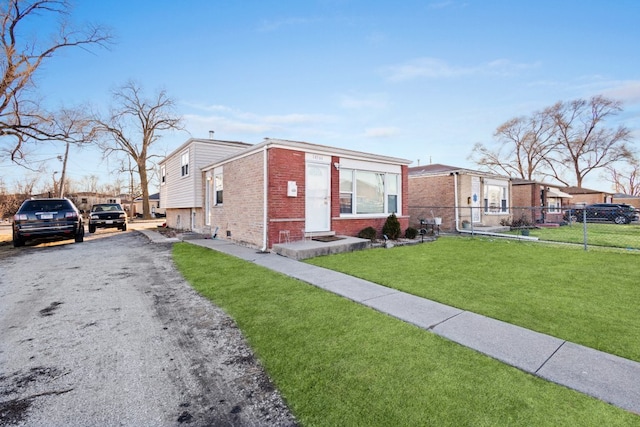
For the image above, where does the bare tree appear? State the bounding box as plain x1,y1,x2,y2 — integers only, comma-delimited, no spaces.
606,158,640,196
472,95,635,188
549,96,633,187
0,0,111,163
470,108,557,180
93,81,182,219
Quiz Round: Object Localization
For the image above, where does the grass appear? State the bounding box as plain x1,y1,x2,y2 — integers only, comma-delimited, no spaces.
173,242,639,426
306,236,640,363
506,222,640,249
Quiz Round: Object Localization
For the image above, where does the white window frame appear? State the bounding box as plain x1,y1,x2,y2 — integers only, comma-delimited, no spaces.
180,150,189,177
160,165,166,185
214,168,223,205
339,167,401,216
483,179,509,214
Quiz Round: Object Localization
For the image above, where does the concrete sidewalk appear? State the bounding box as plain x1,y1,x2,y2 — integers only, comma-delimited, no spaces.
142,231,640,415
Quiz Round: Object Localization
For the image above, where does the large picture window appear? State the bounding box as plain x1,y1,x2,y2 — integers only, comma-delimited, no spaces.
483,180,509,214
339,168,400,216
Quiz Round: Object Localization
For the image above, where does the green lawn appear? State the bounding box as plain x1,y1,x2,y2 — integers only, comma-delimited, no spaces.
506,222,640,249
306,236,640,363
173,242,639,426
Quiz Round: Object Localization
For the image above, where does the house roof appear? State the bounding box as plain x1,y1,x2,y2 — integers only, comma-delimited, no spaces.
408,163,509,179
134,192,159,202
159,138,253,165
563,186,613,196
202,137,413,171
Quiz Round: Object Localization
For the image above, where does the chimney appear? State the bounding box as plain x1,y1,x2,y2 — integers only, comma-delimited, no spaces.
209,130,215,139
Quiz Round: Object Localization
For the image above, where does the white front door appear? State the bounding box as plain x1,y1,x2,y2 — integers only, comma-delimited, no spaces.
305,162,331,232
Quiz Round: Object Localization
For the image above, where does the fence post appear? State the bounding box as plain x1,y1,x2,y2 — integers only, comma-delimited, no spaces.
582,208,588,251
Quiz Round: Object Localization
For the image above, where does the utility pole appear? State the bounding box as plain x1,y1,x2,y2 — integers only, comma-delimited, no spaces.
58,141,70,197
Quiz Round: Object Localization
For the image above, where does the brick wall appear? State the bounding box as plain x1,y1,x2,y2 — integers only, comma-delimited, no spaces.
267,148,307,244
210,151,265,248
408,174,457,231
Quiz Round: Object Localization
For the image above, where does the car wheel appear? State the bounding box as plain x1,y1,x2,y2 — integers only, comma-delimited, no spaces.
12,232,24,247
88,224,96,233
75,226,85,242
568,215,578,223
614,215,628,224
121,223,127,231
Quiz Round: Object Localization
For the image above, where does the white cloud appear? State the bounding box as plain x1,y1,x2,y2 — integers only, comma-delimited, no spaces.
384,57,540,81
600,80,640,103
339,92,389,109
363,127,400,138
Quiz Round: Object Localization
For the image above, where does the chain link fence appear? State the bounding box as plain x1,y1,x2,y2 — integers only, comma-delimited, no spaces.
408,205,640,251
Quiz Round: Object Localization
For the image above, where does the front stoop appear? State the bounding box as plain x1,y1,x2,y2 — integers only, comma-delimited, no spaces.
272,235,371,260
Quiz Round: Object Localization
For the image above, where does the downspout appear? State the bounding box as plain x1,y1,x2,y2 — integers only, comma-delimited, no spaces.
261,144,268,252
452,172,461,232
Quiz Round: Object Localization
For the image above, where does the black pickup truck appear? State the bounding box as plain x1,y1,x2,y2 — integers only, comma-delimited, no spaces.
88,203,127,233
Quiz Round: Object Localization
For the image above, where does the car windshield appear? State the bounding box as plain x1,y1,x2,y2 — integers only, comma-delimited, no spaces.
92,204,122,212
21,200,70,212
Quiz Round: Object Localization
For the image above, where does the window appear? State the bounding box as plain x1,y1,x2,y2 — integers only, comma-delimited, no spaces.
214,171,223,205
339,168,400,216
161,165,166,185
483,180,509,214
181,150,189,177
387,174,398,214
547,198,561,213
339,169,353,213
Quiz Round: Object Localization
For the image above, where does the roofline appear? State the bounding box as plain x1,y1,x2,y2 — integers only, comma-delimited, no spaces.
160,138,253,164
202,137,413,171
408,165,510,180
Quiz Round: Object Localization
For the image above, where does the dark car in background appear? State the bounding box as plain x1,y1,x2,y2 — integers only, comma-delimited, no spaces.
88,203,127,233
12,198,84,247
564,203,639,224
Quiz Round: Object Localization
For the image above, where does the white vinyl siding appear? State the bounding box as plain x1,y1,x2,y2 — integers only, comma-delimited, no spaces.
162,140,250,209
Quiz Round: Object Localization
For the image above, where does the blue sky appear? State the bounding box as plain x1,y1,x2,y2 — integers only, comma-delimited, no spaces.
4,0,640,192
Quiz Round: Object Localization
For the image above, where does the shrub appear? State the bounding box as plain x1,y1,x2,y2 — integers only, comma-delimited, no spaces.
510,214,534,228
357,226,378,240
382,213,401,240
405,227,418,239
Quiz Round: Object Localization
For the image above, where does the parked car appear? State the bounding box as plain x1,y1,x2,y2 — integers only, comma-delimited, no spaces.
12,198,84,247
563,203,639,224
88,203,127,233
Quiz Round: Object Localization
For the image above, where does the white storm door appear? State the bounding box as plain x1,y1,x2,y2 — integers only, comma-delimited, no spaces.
305,162,331,232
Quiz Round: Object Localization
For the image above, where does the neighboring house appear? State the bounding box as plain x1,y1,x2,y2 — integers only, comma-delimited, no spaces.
408,164,512,232
511,179,573,224
563,186,613,206
612,193,640,208
159,137,252,230
133,193,165,217
162,137,411,249
73,192,122,214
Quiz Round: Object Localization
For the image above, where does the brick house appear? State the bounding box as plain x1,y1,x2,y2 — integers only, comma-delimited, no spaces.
408,164,512,232
563,186,613,206
511,179,573,224
162,137,411,249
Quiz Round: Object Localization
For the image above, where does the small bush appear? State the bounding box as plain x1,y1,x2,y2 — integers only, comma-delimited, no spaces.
405,227,418,239
357,226,378,240
382,213,402,240
510,215,534,228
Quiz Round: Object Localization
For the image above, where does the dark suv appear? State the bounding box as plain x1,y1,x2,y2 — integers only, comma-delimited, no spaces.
12,198,85,247
88,203,127,233
564,203,639,224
